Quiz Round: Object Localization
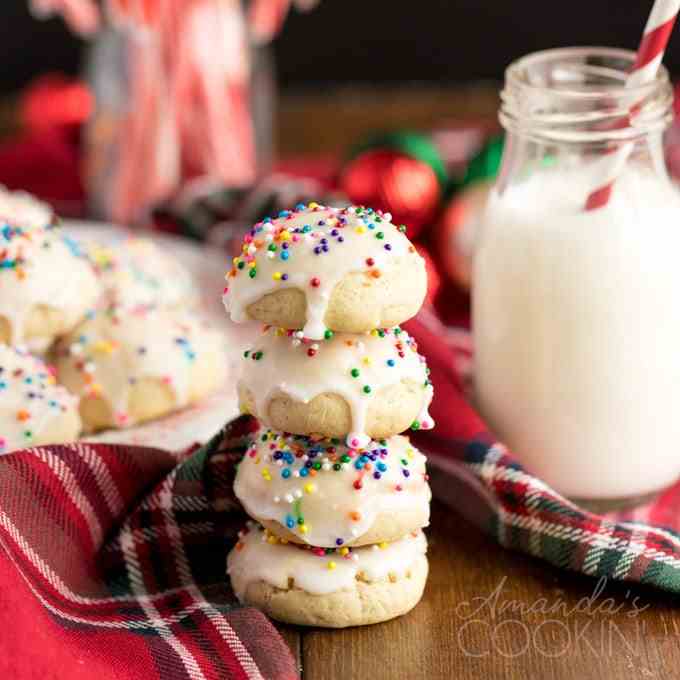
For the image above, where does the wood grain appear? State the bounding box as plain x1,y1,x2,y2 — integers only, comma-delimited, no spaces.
296,501,680,680
275,624,302,674
276,85,499,156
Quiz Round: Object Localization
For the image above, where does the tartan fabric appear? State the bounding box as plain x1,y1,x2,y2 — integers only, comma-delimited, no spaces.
0,417,298,680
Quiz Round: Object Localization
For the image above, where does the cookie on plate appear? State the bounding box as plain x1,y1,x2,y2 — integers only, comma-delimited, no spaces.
228,523,428,628
237,326,433,448
86,237,198,310
234,429,431,548
0,344,80,452
223,203,427,340
0,186,55,231
0,226,101,352
53,305,227,431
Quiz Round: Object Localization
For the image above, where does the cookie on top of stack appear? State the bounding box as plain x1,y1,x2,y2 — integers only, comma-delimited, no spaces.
225,203,434,628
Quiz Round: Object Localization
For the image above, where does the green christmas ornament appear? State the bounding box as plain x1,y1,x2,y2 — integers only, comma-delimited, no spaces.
342,131,449,238
461,135,505,188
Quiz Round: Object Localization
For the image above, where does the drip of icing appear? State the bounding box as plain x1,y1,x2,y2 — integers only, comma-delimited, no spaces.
303,285,331,341
223,204,420,340
234,428,431,547
415,384,435,431
56,306,226,425
0,345,78,452
238,326,434,447
228,523,427,598
0,228,101,345
85,237,198,310
0,187,54,231
347,431,371,450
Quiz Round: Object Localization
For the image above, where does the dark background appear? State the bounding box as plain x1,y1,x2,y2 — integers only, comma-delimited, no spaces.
2,1,679,94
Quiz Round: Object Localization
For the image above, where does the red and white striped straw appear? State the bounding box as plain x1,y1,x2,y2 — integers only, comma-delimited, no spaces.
585,0,680,210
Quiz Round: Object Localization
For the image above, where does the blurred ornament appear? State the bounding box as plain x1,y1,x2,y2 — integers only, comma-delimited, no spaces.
20,75,93,132
430,121,496,179
460,135,503,187
414,243,442,306
437,180,493,292
340,132,448,239
437,136,503,291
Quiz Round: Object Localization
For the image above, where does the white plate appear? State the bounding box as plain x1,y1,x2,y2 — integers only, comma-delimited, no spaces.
62,220,255,452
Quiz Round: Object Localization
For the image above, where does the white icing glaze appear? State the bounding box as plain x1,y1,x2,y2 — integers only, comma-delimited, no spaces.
0,227,101,345
0,187,54,231
238,326,434,447
234,429,431,547
0,344,79,452
85,237,198,310
223,203,422,339
55,306,227,426
228,523,427,598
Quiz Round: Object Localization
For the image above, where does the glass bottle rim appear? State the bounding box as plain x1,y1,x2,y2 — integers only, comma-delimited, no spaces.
500,46,673,143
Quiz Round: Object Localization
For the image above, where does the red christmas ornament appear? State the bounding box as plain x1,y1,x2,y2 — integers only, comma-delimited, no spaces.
21,75,93,132
437,180,494,291
414,243,442,306
341,147,443,240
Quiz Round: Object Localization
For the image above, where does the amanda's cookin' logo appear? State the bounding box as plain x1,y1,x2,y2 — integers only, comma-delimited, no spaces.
454,576,650,659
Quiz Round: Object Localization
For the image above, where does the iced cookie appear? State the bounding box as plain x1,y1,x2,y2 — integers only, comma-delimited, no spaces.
0,226,101,351
53,305,227,431
0,344,81,452
235,429,430,548
223,203,427,339
238,326,433,447
0,187,55,230
228,523,428,628
86,237,198,310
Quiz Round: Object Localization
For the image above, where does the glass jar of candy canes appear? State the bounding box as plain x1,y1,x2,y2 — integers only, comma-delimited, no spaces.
83,15,273,224
473,47,679,508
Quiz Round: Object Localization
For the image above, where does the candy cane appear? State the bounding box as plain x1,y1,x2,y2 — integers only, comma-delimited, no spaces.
585,0,680,210
173,0,255,186
30,0,100,35
31,0,318,221
110,34,180,222
106,0,163,28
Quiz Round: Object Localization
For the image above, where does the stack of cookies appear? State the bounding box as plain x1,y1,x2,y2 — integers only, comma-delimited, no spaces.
225,203,436,628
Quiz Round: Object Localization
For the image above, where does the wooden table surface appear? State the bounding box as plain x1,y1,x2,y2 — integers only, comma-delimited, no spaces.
274,500,680,680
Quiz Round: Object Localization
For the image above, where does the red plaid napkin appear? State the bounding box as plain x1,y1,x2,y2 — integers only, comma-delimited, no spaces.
5,308,680,679
0,422,298,680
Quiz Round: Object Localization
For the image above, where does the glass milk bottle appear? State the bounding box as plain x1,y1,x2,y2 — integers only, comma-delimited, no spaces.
473,47,680,505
